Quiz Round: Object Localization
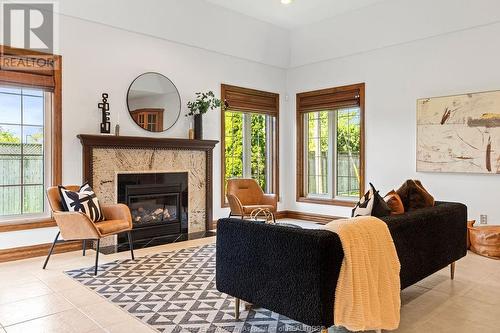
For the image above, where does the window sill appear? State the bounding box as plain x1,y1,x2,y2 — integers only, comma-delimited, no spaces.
0,217,56,233
296,196,356,208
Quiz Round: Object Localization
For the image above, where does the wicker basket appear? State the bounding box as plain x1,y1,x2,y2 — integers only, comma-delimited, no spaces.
468,220,500,259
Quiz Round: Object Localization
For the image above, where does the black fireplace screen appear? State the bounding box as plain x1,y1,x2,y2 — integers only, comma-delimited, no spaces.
128,193,179,225
117,172,188,233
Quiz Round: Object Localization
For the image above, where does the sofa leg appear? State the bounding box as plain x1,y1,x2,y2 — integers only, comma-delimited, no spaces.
234,298,240,320
450,262,455,280
82,240,86,256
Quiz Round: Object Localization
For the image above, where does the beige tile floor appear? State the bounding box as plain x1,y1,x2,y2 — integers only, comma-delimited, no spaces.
0,231,499,333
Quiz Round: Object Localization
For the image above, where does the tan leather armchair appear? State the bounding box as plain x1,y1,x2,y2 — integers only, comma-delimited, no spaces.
226,179,277,222
43,185,135,275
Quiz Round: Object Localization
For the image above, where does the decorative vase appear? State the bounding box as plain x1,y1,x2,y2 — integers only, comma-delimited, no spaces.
194,114,203,139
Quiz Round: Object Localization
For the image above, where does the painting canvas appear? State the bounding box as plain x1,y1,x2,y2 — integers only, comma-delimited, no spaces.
417,90,500,174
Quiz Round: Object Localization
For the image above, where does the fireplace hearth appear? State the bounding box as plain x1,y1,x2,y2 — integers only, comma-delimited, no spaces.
117,172,188,247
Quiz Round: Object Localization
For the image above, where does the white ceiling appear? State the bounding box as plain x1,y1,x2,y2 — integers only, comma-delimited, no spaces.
205,0,387,29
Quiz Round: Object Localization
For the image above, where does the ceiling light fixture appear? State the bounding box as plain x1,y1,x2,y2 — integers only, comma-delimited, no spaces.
281,0,293,5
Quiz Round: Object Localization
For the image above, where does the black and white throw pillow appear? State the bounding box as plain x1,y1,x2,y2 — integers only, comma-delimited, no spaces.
58,183,105,222
352,183,391,218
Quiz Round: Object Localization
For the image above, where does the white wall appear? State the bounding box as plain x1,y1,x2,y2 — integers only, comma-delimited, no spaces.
290,0,500,67
56,0,290,68
58,15,287,220
285,21,500,224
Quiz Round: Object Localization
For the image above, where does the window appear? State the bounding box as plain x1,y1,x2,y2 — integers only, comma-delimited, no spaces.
0,45,62,223
147,114,156,131
0,86,50,217
131,109,164,132
297,83,364,206
221,84,279,206
224,111,275,192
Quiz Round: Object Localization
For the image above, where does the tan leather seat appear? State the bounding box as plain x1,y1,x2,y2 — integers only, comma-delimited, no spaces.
226,179,277,221
43,185,135,275
95,219,131,236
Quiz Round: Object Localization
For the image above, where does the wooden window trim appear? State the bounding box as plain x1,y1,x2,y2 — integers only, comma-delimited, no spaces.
296,83,365,207
0,45,62,232
221,84,279,208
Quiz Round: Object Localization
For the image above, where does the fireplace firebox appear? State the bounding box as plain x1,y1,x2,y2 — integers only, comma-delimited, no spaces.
117,172,188,247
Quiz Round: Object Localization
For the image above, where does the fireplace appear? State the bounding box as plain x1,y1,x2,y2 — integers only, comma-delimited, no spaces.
117,172,188,246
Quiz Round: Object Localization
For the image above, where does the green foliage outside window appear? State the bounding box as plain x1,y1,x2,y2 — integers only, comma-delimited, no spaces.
224,112,243,184
306,109,361,198
0,127,20,143
250,114,267,190
224,111,270,193
337,110,360,154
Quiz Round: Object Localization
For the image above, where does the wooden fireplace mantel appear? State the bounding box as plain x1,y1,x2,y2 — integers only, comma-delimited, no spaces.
77,134,218,151
77,134,218,231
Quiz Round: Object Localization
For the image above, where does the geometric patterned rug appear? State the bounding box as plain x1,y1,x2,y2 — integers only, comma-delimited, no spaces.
66,244,320,333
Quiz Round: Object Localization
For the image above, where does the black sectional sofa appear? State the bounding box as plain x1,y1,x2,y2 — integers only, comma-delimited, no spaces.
216,201,467,328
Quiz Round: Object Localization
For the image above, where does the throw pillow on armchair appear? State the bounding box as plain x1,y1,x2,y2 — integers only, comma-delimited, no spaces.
58,182,105,222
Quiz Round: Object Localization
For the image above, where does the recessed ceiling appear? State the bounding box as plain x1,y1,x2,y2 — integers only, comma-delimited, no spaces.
205,0,387,29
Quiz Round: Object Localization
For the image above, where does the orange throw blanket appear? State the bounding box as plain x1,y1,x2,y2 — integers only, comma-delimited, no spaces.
323,216,401,331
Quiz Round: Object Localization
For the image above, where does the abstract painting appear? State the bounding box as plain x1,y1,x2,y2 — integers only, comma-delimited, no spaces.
417,90,500,174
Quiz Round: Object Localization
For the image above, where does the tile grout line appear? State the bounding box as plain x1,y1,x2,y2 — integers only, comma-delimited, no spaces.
3,310,70,329
0,274,82,329
62,262,168,331
48,271,129,332
35,275,109,332
0,281,55,308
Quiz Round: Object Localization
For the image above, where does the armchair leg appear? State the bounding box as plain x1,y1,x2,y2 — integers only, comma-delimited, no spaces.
42,231,60,269
82,240,86,256
127,231,135,260
234,297,240,320
94,239,100,276
450,262,455,280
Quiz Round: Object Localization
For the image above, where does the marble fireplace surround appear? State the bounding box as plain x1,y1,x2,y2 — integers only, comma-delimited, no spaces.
77,134,218,235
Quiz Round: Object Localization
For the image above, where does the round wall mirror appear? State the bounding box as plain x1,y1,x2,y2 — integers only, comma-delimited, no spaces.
126,72,181,132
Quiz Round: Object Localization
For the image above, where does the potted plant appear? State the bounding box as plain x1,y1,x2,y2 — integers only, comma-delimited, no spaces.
186,91,222,139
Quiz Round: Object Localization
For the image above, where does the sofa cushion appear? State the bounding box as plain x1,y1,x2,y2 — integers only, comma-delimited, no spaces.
384,190,405,215
396,180,435,211
352,183,391,218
